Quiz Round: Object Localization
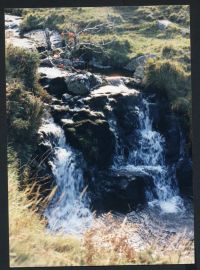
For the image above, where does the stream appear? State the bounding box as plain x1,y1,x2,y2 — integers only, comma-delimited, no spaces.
5,13,194,256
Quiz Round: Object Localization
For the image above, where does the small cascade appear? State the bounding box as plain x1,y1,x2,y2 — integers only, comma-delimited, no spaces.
110,96,185,214
39,116,92,234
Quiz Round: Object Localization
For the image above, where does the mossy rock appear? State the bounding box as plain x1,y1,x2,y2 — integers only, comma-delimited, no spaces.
63,119,115,168
72,109,104,122
50,105,69,125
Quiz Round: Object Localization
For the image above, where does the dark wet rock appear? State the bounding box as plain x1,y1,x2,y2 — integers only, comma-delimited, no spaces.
124,77,143,89
38,76,51,87
73,59,86,69
40,58,54,67
46,77,68,98
176,159,193,197
158,114,181,164
52,58,73,67
90,168,155,212
89,58,112,70
31,131,56,198
62,93,72,102
37,46,46,53
50,105,70,125
113,93,141,133
72,109,104,122
85,95,108,111
63,119,115,168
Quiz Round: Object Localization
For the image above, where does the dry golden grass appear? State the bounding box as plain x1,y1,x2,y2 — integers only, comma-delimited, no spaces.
83,213,194,265
8,161,194,267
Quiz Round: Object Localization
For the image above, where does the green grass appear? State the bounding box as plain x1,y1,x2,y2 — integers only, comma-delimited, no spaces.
6,45,47,165
144,59,190,99
6,44,40,90
9,6,190,73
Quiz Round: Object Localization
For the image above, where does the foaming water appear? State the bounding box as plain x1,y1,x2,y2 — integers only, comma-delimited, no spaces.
39,116,92,235
110,92,185,214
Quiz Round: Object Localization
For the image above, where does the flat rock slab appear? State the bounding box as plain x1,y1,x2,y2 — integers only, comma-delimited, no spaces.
38,67,70,79
91,84,139,98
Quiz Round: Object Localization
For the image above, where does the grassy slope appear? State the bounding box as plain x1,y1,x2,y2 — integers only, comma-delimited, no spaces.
7,6,193,267
18,6,190,71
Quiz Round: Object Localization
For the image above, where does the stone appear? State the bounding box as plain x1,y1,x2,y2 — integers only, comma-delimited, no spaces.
62,93,72,102
89,57,112,70
63,119,115,168
157,20,172,30
124,54,156,79
40,58,54,67
51,105,70,125
38,67,69,79
90,168,155,212
67,72,102,96
181,29,190,38
113,92,142,133
72,109,104,122
24,29,62,50
46,77,68,98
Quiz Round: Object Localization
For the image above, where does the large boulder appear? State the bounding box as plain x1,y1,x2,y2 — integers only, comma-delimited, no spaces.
89,168,155,212
46,77,68,98
67,72,103,96
124,54,156,79
157,20,172,30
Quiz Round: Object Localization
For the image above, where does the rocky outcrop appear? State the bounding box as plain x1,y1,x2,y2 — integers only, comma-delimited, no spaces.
37,71,192,210
48,82,141,170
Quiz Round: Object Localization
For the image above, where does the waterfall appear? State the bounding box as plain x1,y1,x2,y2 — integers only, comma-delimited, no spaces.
39,116,92,234
111,97,185,214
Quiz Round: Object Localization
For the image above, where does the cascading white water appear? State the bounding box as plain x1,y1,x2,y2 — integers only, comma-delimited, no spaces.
39,116,92,234
132,99,184,213
111,96,185,214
